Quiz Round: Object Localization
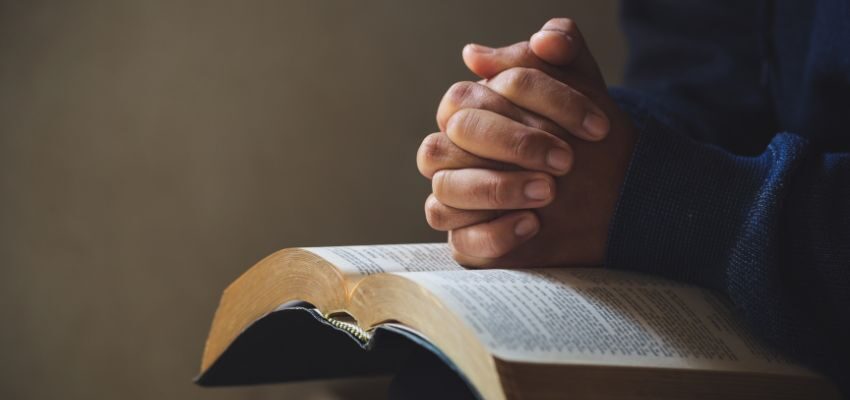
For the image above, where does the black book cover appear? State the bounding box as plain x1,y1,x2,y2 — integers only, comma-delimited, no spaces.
196,305,481,399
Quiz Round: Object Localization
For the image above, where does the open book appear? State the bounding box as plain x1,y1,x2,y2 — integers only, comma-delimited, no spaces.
197,243,839,399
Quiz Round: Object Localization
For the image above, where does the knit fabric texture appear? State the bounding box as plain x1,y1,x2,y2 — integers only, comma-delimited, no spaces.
605,0,849,395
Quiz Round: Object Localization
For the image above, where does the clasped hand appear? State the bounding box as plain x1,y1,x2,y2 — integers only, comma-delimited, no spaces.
417,19,637,268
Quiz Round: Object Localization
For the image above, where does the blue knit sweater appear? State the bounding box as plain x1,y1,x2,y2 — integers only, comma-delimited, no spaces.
605,0,850,394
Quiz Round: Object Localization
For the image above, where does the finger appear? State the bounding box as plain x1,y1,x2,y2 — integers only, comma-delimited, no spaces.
424,194,499,231
416,132,512,179
432,168,555,210
462,41,554,80
436,81,564,135
437,81,522,132
529,18,603,81
448,210,539,260
445,108,573,175
485,67,609,141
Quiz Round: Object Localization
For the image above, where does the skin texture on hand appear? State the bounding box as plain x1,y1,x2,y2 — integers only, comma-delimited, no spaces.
417,18,637,268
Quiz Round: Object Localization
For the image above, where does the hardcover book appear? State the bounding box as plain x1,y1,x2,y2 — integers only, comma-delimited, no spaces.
197,243,839,399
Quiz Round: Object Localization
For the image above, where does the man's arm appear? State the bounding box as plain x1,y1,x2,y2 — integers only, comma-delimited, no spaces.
419,12,850,392
605,0,850,392
607,89,850,394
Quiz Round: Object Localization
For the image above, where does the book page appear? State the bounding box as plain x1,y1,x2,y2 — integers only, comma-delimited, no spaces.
400,268,810,375
302,243,462,276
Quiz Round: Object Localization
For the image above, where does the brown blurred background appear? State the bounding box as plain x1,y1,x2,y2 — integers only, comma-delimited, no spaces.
0,1,625,399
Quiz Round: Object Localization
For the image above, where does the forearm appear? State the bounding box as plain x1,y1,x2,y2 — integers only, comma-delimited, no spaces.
606,87,850,394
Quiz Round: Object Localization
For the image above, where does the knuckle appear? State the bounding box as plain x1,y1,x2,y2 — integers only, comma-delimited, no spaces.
511,130,538,161
446,108,480,139
515,40,535,60
561,89,588,125
480,175,510,208
562,87,579,107
424,197,447,230
475,226,508,258
445,81,476,108
502,67,538,96
417,133,445,176
503,68,528,94
431,170,449,199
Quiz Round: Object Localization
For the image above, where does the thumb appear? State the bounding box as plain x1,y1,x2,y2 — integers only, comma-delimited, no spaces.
461,18,605,85
529,18,604,83
462,41,544,80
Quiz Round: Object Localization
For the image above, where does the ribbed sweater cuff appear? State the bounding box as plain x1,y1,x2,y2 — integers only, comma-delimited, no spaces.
604,87,776,291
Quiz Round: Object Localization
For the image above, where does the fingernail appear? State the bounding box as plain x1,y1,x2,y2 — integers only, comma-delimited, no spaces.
582,112,609,139
546,147,571,173
535,29,574,43
466,43,493,53
524,180,551,201
514,216,538,237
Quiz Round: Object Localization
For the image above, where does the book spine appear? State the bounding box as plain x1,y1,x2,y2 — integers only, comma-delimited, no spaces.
322,313,372,343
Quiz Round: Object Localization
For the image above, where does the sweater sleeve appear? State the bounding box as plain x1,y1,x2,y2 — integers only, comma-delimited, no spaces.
607,0,850,393
606,87,850,394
